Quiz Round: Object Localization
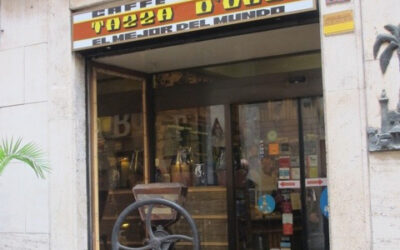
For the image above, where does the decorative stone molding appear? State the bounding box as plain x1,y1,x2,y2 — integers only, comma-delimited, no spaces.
368,24,400,152
368,90,400,151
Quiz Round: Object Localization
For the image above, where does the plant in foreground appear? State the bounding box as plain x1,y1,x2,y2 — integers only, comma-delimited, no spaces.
0,138,50,178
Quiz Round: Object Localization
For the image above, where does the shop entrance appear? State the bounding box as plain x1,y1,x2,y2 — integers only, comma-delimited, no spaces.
232,98,328,250
89,23,328,250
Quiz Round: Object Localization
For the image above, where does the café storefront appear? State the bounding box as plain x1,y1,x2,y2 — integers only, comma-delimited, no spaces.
72,0,329,249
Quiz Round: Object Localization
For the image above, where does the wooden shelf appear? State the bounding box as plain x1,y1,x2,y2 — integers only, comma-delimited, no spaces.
250,226,302,233
107,185,227,195
102,214,227,220
192,214,227,219
102,215,140,220
176,241,228,246
106,241,143,246
106,241,229,247
108,189,133,195
188,186,227,193
250,214,282,221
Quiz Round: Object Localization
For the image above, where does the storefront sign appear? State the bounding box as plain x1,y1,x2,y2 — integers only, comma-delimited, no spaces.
323,10,354,36
325,0,350,5
72,0,317,51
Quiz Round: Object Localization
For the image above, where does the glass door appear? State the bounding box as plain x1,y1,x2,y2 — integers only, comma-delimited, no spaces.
90,64,150,250
232,97,329,250
300,98,329,250
153,105,229,249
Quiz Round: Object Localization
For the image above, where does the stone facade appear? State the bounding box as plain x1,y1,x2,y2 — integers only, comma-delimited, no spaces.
362,0,400,249
320,1,400,249
0,0,399,249
0,0,87,249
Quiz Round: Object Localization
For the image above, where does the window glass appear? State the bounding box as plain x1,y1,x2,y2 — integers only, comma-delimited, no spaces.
96,72,145,249
154,105,229,250
155,106,226,187
301,97,329,250
233,100,303,250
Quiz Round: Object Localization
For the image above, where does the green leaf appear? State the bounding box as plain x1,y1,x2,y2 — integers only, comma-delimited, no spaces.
0,138,50,178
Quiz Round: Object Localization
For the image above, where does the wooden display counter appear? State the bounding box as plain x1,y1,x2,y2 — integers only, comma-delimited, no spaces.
100,186,228,250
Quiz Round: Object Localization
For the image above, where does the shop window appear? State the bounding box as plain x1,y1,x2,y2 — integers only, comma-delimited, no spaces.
93,70,148,250
154,106,226,186
154,105,229,249
232,98,328,250
91,52,328,250
301,98,329,250
232,100,303,249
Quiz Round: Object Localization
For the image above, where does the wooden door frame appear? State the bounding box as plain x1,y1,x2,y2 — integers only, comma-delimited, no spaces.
88,62,152,250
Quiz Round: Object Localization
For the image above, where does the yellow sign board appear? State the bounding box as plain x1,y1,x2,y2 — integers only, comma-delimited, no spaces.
323,10,354,36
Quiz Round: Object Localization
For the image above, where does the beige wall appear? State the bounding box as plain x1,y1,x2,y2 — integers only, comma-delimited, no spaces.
320,0,400,249
0,0,87,249
70,0,120,10
361,0,400,249
319,0,372,248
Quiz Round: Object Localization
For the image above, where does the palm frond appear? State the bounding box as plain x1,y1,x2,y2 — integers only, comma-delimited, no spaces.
374,34,398,59
384,24,400,39
0,138,50,178
379,42,399,74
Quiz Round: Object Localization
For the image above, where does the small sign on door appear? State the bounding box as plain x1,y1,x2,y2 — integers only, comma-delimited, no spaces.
278,180,300,189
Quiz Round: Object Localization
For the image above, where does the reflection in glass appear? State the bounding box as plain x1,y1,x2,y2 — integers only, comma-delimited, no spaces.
301,97,329,250
155,106,226,187
93,52,326,250
153,103,229,249
233,100,303,250
96,73,145,249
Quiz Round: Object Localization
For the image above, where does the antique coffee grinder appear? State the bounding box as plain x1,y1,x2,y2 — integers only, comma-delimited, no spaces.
111,183,200,250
